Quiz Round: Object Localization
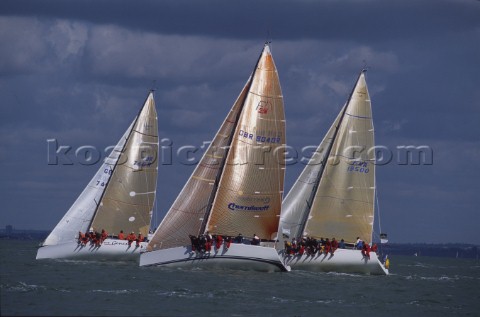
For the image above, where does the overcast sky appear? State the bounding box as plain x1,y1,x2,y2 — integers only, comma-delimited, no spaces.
1,0,479,244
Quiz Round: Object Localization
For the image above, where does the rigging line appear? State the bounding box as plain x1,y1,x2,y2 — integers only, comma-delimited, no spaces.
375,185,382,235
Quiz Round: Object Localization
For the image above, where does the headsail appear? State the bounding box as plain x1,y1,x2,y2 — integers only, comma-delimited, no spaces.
148,44,285,251
279,104,345,240
206,45,285,239
282,71,376,244
43,92,158,245
90,92,158,237
147,80,250,250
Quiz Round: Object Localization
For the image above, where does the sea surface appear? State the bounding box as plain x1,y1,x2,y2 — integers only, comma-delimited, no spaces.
1,240,479,316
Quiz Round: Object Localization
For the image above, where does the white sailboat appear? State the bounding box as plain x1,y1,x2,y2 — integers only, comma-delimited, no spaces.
36,91,158,260
278,70,389,275
140,43,289,272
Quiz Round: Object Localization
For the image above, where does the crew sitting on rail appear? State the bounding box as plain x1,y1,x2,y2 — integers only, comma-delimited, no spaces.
127,231,136,246
205,231,213,253
215,234,223,249
77,231,87,246
234,233,243,244
251,234,260,246
361,242,371,259
355,237,363,249
118,230,125,240
136,232,144,247
284,236,350,256
224,236,232,249
100,229,108,244
189,234,198,253
330,238,339,254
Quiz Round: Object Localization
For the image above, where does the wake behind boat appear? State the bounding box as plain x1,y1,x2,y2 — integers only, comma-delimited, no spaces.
140,43,289,272
278,70,388,275
37,91,158,260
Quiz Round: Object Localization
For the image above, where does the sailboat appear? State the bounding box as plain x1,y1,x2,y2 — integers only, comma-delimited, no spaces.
278,70,389,275
36,91,158,260
140,43,289,272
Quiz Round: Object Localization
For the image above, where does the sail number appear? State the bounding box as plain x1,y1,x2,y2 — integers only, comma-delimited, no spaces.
238,130,281,144
134,156,154,167
347,161,370,173
93,168,112,187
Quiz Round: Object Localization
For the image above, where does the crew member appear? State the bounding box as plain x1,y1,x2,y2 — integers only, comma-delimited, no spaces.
355,237,363,249
127,231,136,246
331,237,338,254
361,242,371,259
189,235,197,253
118,230,125,240
78,231,86,246
215,234,223,249
234,233,243,244
136,232,143,247
100,229,108,244
224,236,231,249
324,238,331,254
252,234,260,246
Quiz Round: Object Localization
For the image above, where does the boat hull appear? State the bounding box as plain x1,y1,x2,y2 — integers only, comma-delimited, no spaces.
36,238,148,261
282,248,388,275
140,243,290,272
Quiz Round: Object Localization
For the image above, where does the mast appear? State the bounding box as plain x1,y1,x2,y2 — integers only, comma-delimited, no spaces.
87,91,155,232
296,70,367,239
199,43,270,235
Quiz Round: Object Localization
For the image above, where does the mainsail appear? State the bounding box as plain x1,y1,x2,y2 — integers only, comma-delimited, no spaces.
148,43,285,251
281,70,375,244
43,92,158,245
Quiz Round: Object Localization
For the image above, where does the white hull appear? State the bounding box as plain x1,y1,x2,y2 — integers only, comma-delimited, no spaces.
36,238,148,261
281,248,388,275
140,243,290,272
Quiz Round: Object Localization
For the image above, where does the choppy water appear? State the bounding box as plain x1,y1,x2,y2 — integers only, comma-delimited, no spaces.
1,240,479,316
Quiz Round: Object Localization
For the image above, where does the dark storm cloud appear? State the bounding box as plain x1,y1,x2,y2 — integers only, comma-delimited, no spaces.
1,0,479,42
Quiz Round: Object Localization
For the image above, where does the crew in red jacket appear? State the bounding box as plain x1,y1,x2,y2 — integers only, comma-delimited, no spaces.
215,235,223,249
362,242,371,259
100,229,108,244
127,232,136,246
331,237,339,254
